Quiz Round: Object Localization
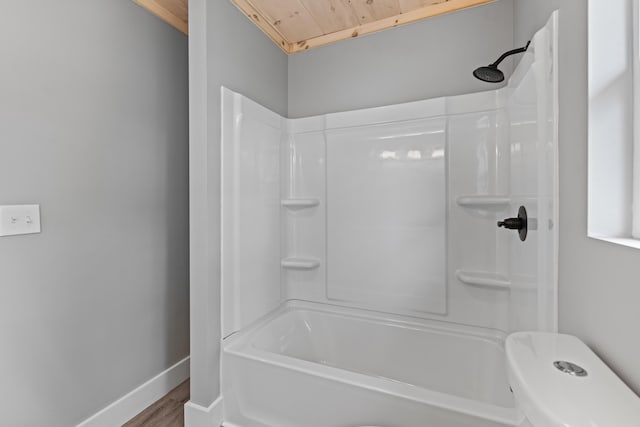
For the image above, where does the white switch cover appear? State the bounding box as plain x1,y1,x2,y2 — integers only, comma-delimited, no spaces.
0,205,41,237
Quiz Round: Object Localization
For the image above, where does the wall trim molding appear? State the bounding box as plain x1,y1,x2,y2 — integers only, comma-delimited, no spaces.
184,395,224,427
76,356,190,427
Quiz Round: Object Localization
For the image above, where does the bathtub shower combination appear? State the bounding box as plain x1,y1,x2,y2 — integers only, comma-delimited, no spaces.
219,14,558,427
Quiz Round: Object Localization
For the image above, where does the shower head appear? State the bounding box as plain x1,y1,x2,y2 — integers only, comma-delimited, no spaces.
473,65,504,83
473,41,531,83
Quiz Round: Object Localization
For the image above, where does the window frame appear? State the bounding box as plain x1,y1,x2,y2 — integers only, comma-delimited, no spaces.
633,0,640,239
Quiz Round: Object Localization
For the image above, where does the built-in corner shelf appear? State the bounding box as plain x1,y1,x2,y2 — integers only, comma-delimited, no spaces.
281,257,321,270
456,195,511,211
456,270,511,289
281,199,320,209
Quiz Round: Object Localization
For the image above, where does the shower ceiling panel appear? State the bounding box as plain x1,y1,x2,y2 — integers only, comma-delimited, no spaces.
232,0,495,53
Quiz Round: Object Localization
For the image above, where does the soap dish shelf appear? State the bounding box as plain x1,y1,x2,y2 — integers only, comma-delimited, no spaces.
456,270,511,289
456,196,511,211
281,199,320,209
281,258,320,270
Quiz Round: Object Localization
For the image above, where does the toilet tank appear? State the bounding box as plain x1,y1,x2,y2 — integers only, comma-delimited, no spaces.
506,332,640,427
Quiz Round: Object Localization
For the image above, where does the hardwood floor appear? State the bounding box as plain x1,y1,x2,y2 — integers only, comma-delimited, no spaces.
123,379,189,427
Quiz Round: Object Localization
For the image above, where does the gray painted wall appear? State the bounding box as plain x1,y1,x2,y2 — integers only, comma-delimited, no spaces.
0,2,189,426
188,0,288,409
288,0,514,118
514,0,640,393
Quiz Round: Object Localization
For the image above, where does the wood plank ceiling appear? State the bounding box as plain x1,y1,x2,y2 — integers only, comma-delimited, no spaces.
232,0,495,53
132,0,496,53
133,0,188,35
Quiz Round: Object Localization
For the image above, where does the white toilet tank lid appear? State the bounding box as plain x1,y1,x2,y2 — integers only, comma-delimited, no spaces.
506,332,640,427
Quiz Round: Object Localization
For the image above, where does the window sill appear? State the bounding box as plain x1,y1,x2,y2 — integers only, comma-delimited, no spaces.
589,234,640,250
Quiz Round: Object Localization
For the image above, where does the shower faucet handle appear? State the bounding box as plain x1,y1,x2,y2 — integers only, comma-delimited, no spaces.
497,206,528,242
497,218,523,230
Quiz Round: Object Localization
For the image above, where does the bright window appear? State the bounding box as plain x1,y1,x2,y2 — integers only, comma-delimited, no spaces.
588,0,640,247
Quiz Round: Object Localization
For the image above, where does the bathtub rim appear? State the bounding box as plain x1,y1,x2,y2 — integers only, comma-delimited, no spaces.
223,300,523,426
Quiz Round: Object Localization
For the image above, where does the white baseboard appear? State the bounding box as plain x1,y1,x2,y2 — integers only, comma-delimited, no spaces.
76,356,190,427
185,396,224,427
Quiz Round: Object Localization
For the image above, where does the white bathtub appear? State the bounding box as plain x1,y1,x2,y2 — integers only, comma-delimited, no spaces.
222,301,522,427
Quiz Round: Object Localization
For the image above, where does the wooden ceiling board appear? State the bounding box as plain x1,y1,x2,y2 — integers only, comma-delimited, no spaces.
397,0,449,14
249,0,325,43
133,0,188,35
346,0,402,25
231,0,495,53
297,0,360,34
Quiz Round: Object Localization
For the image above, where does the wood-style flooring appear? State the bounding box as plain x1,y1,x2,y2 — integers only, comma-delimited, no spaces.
123,379,189,427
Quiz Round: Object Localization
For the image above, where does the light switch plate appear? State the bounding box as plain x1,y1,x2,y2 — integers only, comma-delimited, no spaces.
0,205,41,237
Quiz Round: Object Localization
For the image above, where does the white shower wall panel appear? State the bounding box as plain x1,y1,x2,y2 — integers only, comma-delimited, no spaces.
221,89,283,337
446,110,511,329
505,18,559,332
281,94,517,329
282,128,327,302
326,118,447,315
506,75,540,332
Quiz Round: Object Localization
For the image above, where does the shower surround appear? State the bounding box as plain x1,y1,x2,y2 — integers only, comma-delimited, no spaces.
218,13,558,427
